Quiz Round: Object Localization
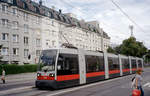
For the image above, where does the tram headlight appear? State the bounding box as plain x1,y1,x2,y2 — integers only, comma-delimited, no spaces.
37,73,41,77
49,73,54,77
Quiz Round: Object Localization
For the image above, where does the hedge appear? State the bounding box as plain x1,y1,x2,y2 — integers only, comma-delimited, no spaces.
0,64,37,75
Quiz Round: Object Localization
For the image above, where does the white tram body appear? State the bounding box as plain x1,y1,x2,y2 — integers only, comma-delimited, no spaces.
35,48,143,89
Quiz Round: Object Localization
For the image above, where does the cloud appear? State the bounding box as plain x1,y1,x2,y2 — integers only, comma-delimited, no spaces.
35,0,150,49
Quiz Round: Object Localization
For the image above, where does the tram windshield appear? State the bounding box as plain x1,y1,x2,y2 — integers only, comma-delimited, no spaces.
38,50,57,72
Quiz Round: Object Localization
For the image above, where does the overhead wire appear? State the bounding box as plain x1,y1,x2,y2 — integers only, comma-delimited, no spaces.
60,0,128,40
110,0,145,33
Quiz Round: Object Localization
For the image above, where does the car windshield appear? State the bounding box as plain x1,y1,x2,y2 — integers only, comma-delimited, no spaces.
38,50,57,72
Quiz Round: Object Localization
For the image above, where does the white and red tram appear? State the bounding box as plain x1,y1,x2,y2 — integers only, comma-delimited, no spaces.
35,48,143,89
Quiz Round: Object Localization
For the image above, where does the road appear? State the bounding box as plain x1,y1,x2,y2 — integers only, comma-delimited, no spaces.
0,68,150,96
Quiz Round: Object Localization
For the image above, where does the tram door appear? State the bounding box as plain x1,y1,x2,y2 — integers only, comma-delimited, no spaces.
78,49,86,84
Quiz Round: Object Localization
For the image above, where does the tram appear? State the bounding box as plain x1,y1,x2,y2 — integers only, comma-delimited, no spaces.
35,48,143,89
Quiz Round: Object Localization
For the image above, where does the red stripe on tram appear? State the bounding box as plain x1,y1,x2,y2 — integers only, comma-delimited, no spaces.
37,76,54,80
132,68,137,71
86,71,105,78
123,69,130,72
57,74,80,81
109,70,120,74
56,71,105,81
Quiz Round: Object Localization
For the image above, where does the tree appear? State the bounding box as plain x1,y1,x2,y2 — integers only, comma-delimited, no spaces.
108,37,147,57
119,37,147,57
107,46,115,53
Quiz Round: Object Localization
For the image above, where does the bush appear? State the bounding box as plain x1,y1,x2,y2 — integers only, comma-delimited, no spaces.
0,64,37,75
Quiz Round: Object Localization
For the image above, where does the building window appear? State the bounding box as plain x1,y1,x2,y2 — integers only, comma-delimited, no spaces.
52,21,54,26
24,24,29,33
36,50,40,56
12,34,19,42
13,48,19,55
52,40,55,46
12,8,17,15
24,12,28,21
36,16,40,24
2,5,8,13
46,40,50,46
2,19,9,27
36,39,41,46
24,49,29,57
24,37,29,45
1,47,8,55
2,33,9,41
7,0,13,4
12,21,19,29
52,30,56,35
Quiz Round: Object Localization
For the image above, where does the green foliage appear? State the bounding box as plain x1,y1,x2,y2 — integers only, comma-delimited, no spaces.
119,37,147,57
108,37,147,57
0,64,37,75
107,46,115,53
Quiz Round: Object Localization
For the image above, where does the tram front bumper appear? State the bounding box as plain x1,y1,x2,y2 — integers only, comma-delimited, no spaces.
36,80,57,89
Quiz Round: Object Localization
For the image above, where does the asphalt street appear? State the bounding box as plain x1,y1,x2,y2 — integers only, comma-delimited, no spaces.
0,68,150,96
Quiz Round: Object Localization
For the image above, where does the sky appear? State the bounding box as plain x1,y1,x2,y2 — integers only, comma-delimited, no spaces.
34,0,150,49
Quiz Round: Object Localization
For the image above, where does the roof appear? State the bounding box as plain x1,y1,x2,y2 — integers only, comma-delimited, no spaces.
0,0,110,39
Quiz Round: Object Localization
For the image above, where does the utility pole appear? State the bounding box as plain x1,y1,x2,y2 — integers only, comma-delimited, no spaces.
129,25,134,37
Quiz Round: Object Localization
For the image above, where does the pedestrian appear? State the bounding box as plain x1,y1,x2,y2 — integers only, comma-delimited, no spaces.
134,69,144,96
1,69,6,84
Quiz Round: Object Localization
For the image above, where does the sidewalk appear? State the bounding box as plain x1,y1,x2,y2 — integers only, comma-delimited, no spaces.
5,72,36,83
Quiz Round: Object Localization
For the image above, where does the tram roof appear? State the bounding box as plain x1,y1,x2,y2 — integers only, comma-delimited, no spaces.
42,48,143,60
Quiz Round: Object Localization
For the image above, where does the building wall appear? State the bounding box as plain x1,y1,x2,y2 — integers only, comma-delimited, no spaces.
0,1,110,65
0,2,42,64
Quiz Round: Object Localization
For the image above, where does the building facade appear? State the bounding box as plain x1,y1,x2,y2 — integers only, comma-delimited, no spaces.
0,0,110,64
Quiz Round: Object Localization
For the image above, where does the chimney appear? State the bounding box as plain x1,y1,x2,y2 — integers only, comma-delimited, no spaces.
39,0,42,6
59,9,62,14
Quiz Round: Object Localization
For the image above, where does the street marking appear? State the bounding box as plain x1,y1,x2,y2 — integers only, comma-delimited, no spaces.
47,75,133,96
143,82,150,87
0,86,33,95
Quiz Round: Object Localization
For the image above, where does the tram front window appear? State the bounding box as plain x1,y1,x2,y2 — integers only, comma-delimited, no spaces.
38,50,57,72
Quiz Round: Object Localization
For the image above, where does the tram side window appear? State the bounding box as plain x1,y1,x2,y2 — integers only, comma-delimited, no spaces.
131,59,136,68
108,57,119,70
121,58,130,69
138,60,142,68
57,54,79,75
85,55,104,73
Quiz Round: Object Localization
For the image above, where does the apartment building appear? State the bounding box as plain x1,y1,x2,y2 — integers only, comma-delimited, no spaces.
0,0,110,64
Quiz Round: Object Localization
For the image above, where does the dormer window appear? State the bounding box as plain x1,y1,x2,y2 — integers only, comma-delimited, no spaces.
77,22,81,28
12,8,17,15
7,0,13,4
62,16,66,22
67,18,71,24
35,6,39,13
56,14,61,20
